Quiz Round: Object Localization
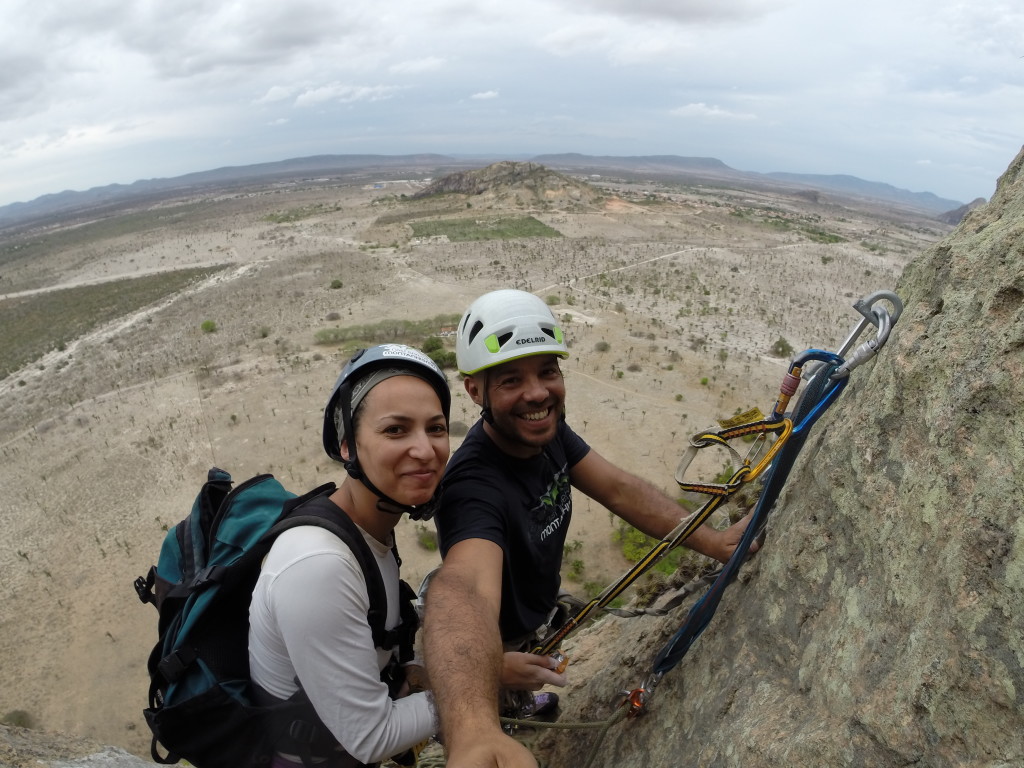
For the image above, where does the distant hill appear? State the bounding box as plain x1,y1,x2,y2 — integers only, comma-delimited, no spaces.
936,196,987,225
0,154,467,231
532,153,965,215
0,152,966,231
764,171,963,215
412,160,603,209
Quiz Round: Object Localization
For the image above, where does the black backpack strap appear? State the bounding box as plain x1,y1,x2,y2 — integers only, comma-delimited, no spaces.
269,493,391,649
394,579,419,664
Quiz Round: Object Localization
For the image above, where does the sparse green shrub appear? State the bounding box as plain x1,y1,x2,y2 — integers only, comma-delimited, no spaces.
313,314,461,347
449,420,469,437
416,524,438,552
200,320,217,334
427,349,457,369
409,215,559,241
0,265,227,379
615,523,680,575
546,295,560,305
259,326,271,338
771,336,794,358
594,341,610,353
2,709,36,728
330,279,343,289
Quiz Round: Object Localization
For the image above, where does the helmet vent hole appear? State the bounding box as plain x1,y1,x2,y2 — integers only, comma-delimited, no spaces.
542,327,556,340
496,332,513,348
466,320,483,344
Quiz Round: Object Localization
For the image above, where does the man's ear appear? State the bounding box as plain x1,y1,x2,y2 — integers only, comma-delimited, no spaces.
463,375,483,405
339,438,351,462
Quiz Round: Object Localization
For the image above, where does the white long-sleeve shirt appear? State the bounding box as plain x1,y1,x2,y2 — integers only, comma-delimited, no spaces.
249,524,435,764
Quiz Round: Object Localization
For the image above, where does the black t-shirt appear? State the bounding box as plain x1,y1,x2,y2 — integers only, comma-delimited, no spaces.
436,419,591,641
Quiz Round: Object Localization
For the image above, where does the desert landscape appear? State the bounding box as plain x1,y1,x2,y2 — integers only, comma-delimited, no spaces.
0,160,951,759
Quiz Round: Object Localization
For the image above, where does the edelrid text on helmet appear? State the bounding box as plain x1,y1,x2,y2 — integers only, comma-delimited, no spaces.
456,289,568,375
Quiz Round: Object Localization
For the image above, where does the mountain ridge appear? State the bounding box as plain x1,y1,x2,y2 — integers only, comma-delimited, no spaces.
0,153,966,230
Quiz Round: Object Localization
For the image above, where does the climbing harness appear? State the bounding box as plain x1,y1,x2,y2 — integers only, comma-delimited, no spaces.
618,290,903,715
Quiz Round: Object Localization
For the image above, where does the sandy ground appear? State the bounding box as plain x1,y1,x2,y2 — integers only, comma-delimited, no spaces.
0,173,944,756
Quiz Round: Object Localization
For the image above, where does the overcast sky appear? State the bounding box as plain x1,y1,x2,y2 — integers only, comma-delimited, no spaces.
2,0,1022,208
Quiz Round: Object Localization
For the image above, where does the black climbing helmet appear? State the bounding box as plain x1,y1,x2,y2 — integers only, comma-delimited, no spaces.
322,344,451,520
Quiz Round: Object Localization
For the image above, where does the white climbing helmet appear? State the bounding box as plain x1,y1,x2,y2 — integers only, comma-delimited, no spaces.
456,289,568,375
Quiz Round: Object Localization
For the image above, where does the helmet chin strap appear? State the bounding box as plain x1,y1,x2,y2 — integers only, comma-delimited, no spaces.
344,459,438,522
478,371,495,425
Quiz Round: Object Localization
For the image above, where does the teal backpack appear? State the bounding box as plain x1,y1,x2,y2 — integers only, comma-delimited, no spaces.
134,467,418,767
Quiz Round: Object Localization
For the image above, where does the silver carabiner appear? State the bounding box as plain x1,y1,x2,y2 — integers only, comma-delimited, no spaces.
831,290,903,379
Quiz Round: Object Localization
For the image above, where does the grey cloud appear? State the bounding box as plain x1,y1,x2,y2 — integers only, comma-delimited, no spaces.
0,52,54,125
551,0,782,23
107,2,368,79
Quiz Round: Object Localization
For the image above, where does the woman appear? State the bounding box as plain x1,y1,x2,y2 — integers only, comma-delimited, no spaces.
249,344,449,767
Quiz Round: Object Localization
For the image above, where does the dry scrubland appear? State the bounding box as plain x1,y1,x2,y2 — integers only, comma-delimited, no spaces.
0,169,948,757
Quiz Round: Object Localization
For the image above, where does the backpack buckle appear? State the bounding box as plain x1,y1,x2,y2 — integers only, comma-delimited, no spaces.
158,647,197,683
188,565,224,591
135,568,156,604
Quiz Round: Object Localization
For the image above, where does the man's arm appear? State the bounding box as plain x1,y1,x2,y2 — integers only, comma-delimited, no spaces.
423,538,539,768
569,449,754,563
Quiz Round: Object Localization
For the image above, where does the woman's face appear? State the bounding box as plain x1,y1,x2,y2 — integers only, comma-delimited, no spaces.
351,375,449,506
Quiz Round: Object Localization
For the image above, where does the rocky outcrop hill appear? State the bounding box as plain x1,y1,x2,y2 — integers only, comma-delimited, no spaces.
412,161,603,209
937,196,988,225
537,147,1024,767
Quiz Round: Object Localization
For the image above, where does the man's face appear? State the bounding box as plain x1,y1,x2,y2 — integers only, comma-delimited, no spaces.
466,354,565,458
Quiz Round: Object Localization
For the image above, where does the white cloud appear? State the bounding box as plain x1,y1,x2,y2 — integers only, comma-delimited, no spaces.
671,103,756,121
390,57,445,74
471,90,499,100
294,83,403,107
254,86,296,105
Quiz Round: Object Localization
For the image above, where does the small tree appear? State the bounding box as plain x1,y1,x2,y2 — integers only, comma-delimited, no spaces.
771,336,794,358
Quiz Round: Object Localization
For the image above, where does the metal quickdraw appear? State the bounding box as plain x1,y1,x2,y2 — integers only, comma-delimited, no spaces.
531,424,787,658
532,418,794,657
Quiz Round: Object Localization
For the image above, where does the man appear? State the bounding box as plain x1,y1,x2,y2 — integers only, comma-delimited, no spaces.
424,290,755,768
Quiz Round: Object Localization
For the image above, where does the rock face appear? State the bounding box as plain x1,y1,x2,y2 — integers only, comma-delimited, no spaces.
539,147,1024,767
0,725,157,768
412,161,602,209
